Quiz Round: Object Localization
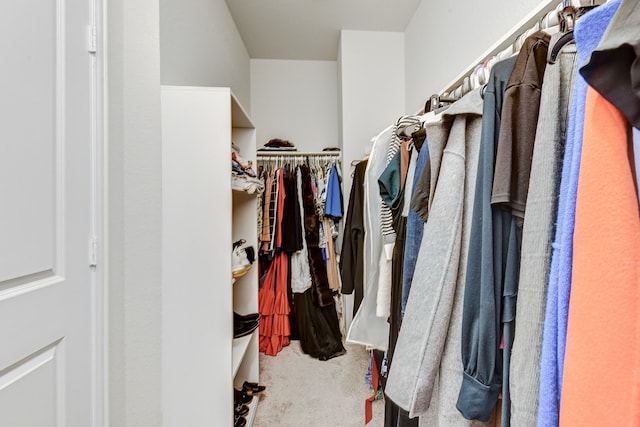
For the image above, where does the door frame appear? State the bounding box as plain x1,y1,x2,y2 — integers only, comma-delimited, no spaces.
93,0,108,424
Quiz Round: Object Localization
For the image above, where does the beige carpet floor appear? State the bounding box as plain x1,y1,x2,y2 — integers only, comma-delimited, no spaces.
253,341,385,427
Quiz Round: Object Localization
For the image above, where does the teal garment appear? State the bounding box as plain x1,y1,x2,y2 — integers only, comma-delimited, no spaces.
456,56,517,422
378,150,403,209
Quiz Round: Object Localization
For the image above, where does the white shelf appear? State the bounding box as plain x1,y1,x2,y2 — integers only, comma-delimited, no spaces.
231,92,254,129
161,86,258,425
232,187,260,199
245,397,259,427
232,330,255,378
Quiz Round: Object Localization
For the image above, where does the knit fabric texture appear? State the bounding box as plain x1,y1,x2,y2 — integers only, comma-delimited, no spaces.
537,1,621,425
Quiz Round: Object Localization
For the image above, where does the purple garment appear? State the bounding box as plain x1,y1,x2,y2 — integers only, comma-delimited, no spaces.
537,1,622,426
634,127,640,202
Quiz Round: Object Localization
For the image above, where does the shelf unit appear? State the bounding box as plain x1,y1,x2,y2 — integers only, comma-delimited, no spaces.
245,398,260,426
161,86,259,426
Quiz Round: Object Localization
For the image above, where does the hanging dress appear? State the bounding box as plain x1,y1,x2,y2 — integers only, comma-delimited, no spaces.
292,164,346,360
258,168,291,356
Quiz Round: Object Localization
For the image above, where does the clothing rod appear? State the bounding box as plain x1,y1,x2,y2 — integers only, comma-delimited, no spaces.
257,151,341,157
438,0,562,98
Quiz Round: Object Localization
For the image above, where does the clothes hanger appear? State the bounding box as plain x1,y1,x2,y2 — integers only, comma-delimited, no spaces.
335,159,343,177
462,76,472,95
538,10,548,30
470,66,480,91
549,0,604,64
512,33,523,54
426,93,458,113
548,5,577,64
540,7,562,36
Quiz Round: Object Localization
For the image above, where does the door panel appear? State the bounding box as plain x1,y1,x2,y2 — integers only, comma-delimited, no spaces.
0,343,61,427
0,0,56,282
0,0,96,425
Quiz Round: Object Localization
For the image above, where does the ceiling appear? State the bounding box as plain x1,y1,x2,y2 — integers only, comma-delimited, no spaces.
225,0,422,60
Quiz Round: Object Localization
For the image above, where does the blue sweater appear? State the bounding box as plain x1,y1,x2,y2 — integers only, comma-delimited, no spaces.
537,1,622,426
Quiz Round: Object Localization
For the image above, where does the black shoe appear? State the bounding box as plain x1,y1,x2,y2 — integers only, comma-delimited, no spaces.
234,388,253,405
234,312,260,323
234,415,246,427
234,319,259,339
242,381,266,394
235,403,249,417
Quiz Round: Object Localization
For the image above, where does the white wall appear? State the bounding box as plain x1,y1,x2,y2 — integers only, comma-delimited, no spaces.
160,0,251,110
250,60,339,152
109,2,250,425
404,0,543,113
339,30,405,199
339,30,405,330
108,0,163,425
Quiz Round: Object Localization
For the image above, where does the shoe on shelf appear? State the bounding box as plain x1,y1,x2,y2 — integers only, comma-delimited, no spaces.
232,250,250,279
233,239,255,265
234,403,249,417
234,312,260,323
234,387,253,405
234,318,259,339
234,414,246,427
232,239,253,279
242,380,266,394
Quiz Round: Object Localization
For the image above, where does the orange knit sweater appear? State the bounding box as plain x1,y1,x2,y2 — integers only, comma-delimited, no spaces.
560,88,640,425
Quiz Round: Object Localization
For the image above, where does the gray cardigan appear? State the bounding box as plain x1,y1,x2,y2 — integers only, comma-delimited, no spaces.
385,88,489,426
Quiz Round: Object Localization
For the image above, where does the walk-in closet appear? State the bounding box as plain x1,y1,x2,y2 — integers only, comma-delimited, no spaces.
3,0,637,426
155,0,639,425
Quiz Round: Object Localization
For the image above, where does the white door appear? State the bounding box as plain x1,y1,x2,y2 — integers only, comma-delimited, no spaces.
0,0,100,426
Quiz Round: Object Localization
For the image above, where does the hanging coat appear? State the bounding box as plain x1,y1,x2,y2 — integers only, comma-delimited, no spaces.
385,89,489,427
347,126,393,350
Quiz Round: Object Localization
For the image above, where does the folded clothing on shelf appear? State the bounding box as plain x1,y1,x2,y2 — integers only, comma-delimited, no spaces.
257,138,297,151
232,174,264,195
232,152,256,177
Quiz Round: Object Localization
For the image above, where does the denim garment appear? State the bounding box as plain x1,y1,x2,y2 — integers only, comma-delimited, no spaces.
401,141,429,315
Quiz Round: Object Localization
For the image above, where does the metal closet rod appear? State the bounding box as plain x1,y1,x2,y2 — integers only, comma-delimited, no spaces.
437,0,561,100
256,151,341,157
434,0,605,103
